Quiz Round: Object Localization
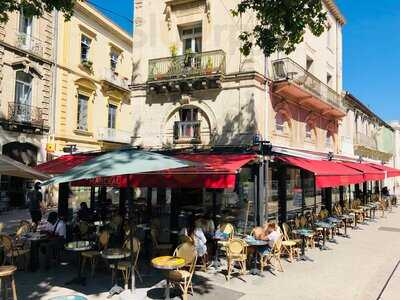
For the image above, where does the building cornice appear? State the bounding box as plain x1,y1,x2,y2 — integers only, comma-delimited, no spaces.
323,0,346,25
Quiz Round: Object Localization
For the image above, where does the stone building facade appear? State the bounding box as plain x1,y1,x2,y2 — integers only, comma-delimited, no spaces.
0,10,55,207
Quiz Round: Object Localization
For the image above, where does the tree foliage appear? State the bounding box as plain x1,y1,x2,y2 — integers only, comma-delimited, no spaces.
0,0,80,23
232,0,327,56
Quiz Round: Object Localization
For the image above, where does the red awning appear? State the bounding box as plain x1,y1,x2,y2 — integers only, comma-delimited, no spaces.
74,153,257,189
277,156,364,188
338,161,386,181
35,153,98,174
367,163,400,178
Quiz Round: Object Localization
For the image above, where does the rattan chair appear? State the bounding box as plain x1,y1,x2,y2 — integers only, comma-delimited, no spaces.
0,265,17,300
281,223,300,262
0,235,30,270
167,242,197,300
81,230,110,277
259,237,283,273
217,223,235,250
226,238,247,280
110,238,142,288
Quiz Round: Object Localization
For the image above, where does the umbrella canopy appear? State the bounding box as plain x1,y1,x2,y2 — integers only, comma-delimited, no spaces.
41,148,192,186
0,155,50,181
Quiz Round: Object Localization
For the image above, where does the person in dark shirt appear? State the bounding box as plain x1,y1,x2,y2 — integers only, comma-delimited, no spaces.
77,202,92,222
28,182,43,227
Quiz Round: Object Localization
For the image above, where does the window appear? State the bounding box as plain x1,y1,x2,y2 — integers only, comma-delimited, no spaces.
15,71,32,106
81,35,91,62
19,11,32,47
110,51,119,71
327,73,333,87
108,104,117,129
175,107,200,141
275,113,285,133
77,94,89,131
305,124,313,140
181,26,202,54
325,131,333,147
180,108,198,122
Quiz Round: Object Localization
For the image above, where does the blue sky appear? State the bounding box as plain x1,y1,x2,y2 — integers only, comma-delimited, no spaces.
89,0,399,122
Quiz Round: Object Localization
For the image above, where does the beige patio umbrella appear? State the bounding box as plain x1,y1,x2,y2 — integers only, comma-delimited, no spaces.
0,154,50,180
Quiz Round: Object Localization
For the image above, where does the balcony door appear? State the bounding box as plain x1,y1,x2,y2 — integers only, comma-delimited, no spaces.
177,108,199,139
182,26,202,54
14,71,33,123
19,11,32,47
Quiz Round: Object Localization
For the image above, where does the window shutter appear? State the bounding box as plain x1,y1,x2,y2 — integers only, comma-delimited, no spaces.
174,121,179,140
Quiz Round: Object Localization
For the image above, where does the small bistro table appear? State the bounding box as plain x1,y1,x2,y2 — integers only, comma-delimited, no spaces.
152,256,185,300
339,214,353,238
243,237,268,276
65,241,93,286
101,248,131,297
292,229,314,261
314,221,334,251
325,217,340,244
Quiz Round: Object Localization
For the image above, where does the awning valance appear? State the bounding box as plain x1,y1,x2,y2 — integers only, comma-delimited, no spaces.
367,163,400,178
36,153,97,175
277,156,364,188
338,161,386,181
74,153,257,189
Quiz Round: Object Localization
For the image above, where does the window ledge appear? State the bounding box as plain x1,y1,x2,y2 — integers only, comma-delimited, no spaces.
273,130,290,138
74,129,93,137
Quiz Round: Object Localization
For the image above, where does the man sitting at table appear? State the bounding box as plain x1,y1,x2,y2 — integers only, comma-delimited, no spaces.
41,212,67,269
255,223,281,256
77,202,93,222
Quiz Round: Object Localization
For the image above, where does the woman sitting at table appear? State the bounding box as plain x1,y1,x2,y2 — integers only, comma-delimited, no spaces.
41,212,67,269
180,218,208,258
254,223,280,255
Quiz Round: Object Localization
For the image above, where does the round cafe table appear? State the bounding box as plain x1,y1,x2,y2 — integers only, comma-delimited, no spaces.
101,248,131,297
292,229,314,261
339,214,353,238
65,241,93,286
152,256,185,300
325,217,340,244
314,222,334,251
243,237,268,276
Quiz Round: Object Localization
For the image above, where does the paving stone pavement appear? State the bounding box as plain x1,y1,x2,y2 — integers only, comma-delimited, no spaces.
3,207,400,299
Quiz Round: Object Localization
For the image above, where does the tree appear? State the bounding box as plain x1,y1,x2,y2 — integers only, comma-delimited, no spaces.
232,0,327,56
0,0,80,23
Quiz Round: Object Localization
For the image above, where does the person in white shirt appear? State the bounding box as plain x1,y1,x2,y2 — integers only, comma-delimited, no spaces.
256,223,281,256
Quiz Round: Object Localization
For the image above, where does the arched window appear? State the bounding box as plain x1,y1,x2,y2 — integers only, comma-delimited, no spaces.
14,71,33,105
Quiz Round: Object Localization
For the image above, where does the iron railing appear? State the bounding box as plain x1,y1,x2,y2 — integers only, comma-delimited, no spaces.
173,121,201,143
14,32,43,57
354,132,377,149
96,127,132,144
271,58,343,110
148,50,226,81
8,102,43,126
101,69,130,91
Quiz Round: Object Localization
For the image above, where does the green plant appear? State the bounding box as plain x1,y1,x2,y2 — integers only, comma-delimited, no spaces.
206,57,213,69
169,44,178,57
81,59,93,72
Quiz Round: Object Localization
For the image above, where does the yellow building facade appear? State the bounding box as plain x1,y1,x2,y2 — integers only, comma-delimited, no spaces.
52,2,133,154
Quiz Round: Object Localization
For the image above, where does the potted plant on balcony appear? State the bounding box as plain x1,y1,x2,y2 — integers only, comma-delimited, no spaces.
167,44,179,79
81,59,93,72
205,57,213,75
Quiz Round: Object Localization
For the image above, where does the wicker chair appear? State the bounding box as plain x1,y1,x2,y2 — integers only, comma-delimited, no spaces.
167,242,197,300
259,237,283,272
110,238,142,288
281,223,300,262
0,235,30,270
226,238,247,280
81,230,110,277
217,223,235,250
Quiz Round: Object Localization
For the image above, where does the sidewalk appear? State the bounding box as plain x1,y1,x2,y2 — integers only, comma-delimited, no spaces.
7,208,400,300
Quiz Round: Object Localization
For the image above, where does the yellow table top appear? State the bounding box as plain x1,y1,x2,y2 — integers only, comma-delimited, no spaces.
151,256,185,270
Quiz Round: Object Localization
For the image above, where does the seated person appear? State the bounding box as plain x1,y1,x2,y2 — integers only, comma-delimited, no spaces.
190,219,208,258
202,212,215,239
256,223,281,255
77,202,92,222
41,212,67,269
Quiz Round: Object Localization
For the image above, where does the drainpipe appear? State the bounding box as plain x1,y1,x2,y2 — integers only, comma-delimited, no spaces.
50,10,59,138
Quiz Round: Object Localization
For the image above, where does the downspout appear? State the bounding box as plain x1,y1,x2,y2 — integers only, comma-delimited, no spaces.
50,10,59,137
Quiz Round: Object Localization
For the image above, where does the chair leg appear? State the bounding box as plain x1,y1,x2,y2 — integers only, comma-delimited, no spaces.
11,275,17,300
135,267,143,283
91,257,96,278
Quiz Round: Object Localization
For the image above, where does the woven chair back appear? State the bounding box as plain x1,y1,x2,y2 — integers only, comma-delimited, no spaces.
0,235,13,252
174,242,197,267
227,238,246,255
99,231,110,249
221,223,234,238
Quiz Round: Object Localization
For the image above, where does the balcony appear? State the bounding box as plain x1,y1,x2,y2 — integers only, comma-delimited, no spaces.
148,50,226,92
0,102,44,133
14,32,43,57
271,58,345,118
100,69,130,93
173,121,201,144
354,132,377,150
96,127,132,144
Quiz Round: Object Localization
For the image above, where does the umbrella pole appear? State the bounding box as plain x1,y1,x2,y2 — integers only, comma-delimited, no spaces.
127,175,136,294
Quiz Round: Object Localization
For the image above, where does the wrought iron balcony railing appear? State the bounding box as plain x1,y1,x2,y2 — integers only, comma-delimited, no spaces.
271,58,343,110
14,32,43,57
96,127,132,144
354,132,377,150
8,102,43,126
101,69,130,91
148,50,226,82
173,121,201,143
